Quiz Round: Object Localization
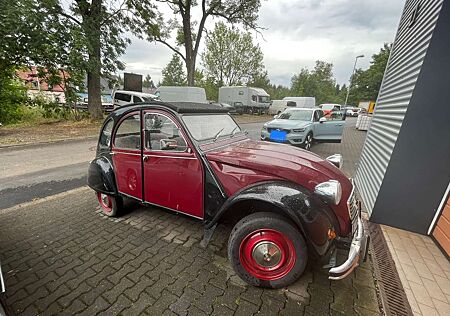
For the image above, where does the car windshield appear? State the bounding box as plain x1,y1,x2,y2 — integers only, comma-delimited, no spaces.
182,114,241,141
278,109,313,121
258,96,270,103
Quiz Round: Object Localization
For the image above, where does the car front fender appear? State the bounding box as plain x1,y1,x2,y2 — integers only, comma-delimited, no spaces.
206,181,341,257
87,155,117,195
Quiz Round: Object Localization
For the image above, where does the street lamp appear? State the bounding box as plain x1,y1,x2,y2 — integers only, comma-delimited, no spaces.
344,54,364,106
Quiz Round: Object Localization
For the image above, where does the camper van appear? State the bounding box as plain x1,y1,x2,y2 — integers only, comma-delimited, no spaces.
283,97,316,108
155,86,207,104
268,100,297,115
218,86,270,114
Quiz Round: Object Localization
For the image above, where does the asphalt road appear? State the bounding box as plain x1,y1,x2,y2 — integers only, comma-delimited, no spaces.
0,122,264,210
0,118,357,209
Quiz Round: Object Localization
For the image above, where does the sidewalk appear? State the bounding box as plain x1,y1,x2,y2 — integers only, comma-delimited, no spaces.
382,225,450,315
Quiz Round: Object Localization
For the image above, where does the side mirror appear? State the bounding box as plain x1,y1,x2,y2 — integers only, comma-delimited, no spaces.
274,115,279,119
319,117,327,123
160,139,178,150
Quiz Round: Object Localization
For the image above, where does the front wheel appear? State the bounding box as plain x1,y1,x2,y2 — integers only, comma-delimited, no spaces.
228,212,308,288
302,133,313,151
96,192,123,217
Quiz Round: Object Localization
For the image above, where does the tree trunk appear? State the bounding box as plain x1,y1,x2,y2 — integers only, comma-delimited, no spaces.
182,3,196,86
86,0,103,119
186,57,196,86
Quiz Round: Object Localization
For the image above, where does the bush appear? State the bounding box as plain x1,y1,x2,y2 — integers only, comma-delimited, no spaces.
0,68,28,124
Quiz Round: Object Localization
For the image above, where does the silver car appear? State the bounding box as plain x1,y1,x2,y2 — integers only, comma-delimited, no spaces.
261,108,345,150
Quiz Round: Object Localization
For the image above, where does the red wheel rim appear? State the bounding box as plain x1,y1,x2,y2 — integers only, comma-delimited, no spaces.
97,193,112,213
239,229,296,281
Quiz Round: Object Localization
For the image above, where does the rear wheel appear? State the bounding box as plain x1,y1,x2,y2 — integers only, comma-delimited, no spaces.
228,212,308,288
97,192,123,217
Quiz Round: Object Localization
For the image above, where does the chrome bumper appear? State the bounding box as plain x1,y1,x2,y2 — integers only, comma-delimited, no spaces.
328,215,369,280
0,261,5,293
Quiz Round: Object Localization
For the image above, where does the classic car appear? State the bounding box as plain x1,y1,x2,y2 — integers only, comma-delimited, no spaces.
261,108,345,150
87,101,368,288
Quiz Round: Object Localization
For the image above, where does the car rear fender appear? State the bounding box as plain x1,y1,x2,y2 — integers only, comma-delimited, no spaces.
206,181,341,257
87,155,118,195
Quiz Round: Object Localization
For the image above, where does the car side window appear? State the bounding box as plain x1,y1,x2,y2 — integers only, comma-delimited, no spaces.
317,110,324,118
133,96,142,103
115,93,131,102
99,118,114,148
251,95,257,102
114,114,141,150
313,111,321,122
145,114,187,152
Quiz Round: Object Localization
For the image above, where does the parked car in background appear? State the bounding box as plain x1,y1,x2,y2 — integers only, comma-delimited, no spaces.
346,107,364,117
269,100,297,115
75,93,114,112
155,86,207,104
261,108,346,150
320,103,343,116
88,101,367,288
283,97,316,108
112,90,159,108
218,86,270,114
218,103,239,115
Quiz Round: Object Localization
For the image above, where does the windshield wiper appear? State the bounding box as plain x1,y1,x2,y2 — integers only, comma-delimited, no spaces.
213,128,225,142
230,126,240,138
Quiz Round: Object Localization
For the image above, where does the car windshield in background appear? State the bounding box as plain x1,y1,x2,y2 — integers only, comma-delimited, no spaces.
258,96,270,103
182,114,240,141
278,109,313,121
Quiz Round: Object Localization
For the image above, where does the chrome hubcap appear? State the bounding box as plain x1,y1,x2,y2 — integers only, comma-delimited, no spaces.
101,194,110,207
252,241,282,268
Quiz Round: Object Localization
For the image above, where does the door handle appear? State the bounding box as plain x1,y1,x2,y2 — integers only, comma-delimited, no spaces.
143,155,150,162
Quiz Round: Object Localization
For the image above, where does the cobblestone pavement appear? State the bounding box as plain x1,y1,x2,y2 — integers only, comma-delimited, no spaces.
0,122,380,315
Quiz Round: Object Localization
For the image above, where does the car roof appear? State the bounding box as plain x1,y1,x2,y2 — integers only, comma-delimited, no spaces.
114,90,157,98
110,101,229,118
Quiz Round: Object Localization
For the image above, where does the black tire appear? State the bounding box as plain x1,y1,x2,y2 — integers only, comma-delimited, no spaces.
96,192,124,217
228,212,308,288
302,132,313,151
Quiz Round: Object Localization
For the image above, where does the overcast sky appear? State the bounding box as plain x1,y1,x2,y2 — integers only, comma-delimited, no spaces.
121,0,405,87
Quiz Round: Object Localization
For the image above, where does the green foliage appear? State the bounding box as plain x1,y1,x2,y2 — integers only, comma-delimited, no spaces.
137,0,262,85
348,43,391,105
0,64,28,124
143,74,155,89
202,22,265,87
161,54,187,86
291,61,345,105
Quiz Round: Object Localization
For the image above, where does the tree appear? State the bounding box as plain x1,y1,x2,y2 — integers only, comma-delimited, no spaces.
1,0,157,119
202,22,264,87
291,61,340,105
138,0,262,86
143,74,155,89
161,54,187,86
349,43,391,105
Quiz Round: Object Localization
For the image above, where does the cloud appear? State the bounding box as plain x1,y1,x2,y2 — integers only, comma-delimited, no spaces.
120,0,405,87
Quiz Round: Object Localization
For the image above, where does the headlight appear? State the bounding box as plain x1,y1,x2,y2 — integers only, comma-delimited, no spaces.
314,180,342,205
292,128,305,133
262,125,268,131
326,154,343,169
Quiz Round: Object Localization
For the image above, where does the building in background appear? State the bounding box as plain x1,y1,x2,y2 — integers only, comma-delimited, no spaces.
16,67,67,103
355,0,449,256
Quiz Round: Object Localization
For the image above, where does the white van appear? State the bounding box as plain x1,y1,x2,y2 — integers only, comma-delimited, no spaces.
155,86,207,104
268,100,297,115
112,90,159,108
283,97,316,108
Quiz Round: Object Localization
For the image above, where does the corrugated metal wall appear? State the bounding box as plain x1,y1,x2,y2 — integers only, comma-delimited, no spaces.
355,0,444,215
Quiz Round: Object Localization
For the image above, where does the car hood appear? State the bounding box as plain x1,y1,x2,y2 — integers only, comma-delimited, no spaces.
205,139,351,193
265,119,311,129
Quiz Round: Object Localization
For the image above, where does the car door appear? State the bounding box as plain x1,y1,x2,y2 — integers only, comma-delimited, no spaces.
112,112,143,199
313,110,345,142
142,111,204,218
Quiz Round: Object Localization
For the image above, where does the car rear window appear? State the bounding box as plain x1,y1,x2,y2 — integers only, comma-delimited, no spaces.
98,118,114,149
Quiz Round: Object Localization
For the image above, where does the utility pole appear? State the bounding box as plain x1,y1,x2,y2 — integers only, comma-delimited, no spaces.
344,55,364,106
